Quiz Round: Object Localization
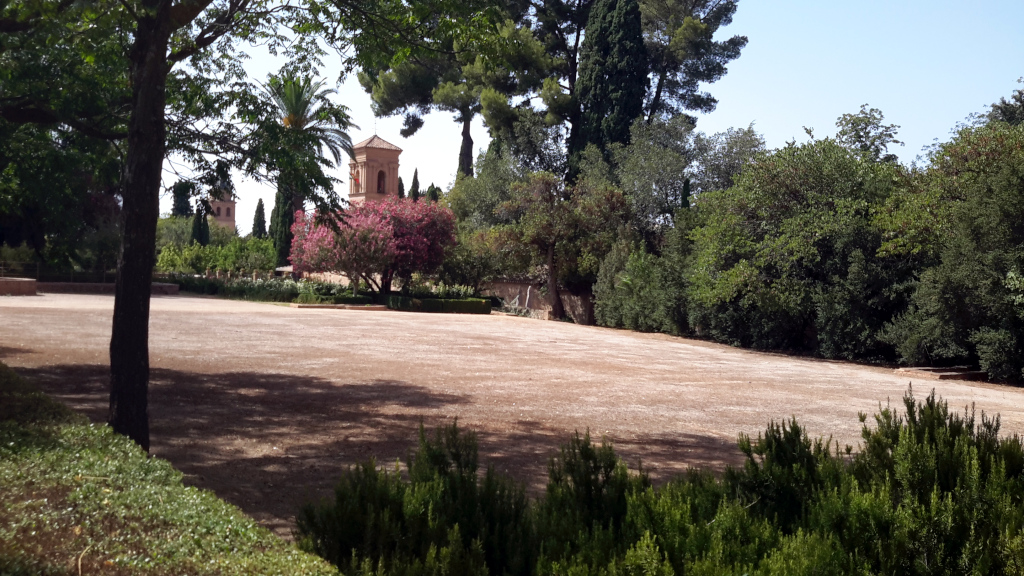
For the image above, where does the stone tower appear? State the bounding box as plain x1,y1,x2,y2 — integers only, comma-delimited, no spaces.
208,197,236,231
348,135,402,204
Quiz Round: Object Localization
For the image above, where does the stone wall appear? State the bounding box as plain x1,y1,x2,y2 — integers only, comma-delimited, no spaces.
482,280,594,325
0,277,37,296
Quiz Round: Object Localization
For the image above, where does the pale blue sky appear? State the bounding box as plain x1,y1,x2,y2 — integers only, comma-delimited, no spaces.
163,1,1024,234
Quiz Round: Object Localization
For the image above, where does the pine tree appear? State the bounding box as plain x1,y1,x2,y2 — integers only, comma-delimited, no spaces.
572,0,648,172
171,181,194,217
397,176,406,199
409,169,421,202
270,183,293,267
252,198,267,238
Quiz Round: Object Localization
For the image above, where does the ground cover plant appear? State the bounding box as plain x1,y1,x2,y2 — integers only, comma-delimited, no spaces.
0,363,337,575
299,389,1024,575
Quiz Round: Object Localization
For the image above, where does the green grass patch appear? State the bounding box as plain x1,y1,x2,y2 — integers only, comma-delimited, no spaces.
0,363,337,576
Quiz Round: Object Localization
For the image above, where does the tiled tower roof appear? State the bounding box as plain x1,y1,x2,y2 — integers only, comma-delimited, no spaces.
352,134,402,152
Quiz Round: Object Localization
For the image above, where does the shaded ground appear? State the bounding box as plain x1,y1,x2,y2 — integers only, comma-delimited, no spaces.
4,293,1024,538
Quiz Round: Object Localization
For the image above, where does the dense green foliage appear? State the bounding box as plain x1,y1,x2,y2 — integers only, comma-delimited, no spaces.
0,363,337,575
591,107,1024,381
156,236,277,274
299,389,1024,575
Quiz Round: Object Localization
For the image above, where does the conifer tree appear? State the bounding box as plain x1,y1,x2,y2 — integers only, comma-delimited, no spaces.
252,198,267,238
427,184,440,202
571,0,648,172
269,184,293,266
171,181,194,217
190,209,210,246
409,169,421,202
398,176,406,199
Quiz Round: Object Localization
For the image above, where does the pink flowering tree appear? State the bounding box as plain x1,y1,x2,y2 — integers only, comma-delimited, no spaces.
358,197,456,292
291,210,396,295
290,197,455,294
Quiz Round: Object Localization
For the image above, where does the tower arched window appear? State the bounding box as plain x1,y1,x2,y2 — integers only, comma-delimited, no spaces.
377,170,386,194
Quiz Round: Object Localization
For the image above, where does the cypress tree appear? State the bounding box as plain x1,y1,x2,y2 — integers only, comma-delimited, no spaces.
252,198,267,238
397,176,406,199
572,0,648,172
270,183,293,267
171,181,194,217
427,184,440,202
190,210,210,246
409,169,420,202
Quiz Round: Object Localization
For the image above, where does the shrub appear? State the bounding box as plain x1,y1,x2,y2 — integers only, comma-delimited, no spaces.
299,389,1024,575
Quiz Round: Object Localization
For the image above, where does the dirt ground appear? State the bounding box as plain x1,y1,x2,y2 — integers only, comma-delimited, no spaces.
4,293,1024,539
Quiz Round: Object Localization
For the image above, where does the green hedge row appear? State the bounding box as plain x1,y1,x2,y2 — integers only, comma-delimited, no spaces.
294,293,375,305
385,295,491,314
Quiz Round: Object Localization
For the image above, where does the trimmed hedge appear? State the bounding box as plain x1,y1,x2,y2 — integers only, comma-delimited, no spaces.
386,295,491,314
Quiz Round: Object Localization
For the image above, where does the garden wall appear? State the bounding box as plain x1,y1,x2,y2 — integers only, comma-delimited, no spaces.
482,280,594,325
0,277,37,296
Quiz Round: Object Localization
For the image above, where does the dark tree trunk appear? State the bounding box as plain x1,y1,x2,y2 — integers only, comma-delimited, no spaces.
457,116,474,177
108,1,172,452
546,244,565,320
646,70,665,124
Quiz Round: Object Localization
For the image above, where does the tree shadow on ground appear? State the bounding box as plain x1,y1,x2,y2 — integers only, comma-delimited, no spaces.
0,346,32,360
16,364,743,539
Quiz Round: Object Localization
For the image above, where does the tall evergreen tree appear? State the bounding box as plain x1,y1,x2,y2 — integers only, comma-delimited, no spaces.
190,209,210,247
269,185,293,266
398,176,406,199
427,183,440,202
573,0,649,172
170,181,194,217
252,198,267,239
409,169,421,202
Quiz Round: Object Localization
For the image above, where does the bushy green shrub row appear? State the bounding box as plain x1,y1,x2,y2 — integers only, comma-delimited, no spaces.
156,236,276,274
386,295,491,314
298,390,1024,575
169,275,302,302
595,121,1024,380
403,279,480,300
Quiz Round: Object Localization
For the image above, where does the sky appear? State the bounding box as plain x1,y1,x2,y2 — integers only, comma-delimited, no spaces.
160,0,1024,235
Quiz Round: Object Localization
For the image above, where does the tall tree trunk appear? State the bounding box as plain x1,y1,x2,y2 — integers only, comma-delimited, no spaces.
109,1,172,452
546,244,565,320
457,116,474,177
646,70,665,124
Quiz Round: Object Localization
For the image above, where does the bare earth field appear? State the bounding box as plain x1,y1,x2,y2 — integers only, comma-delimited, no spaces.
4,293,1024,538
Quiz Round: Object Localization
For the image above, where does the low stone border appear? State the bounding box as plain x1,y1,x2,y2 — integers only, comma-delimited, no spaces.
0,277,37,296
289,303,389,311
37,282,179,295
895,366,988,381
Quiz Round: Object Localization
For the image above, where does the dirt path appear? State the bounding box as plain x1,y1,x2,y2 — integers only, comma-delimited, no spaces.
4,293,1024,538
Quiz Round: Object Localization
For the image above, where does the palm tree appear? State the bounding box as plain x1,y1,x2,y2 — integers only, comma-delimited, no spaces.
265,70,356,266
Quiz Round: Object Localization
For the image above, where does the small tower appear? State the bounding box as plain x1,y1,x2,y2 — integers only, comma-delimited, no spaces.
209,197,236,231
348,135,402,204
